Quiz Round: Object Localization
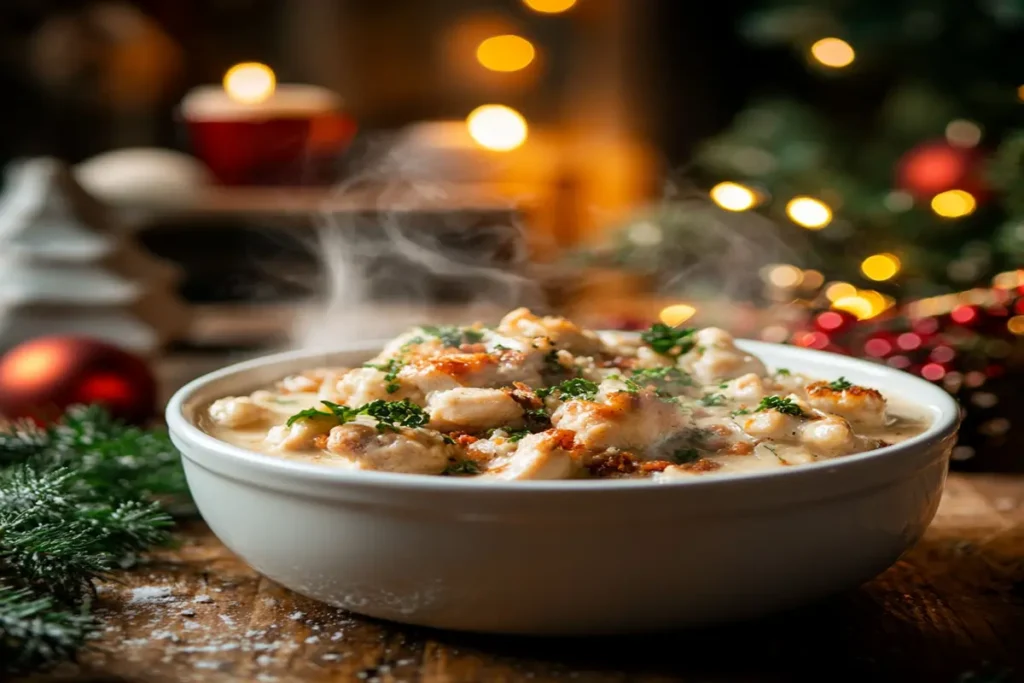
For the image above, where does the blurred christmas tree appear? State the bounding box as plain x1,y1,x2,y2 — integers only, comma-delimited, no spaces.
688,0,1024,297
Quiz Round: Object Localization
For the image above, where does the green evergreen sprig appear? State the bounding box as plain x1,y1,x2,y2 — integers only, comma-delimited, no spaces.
0,405,189,674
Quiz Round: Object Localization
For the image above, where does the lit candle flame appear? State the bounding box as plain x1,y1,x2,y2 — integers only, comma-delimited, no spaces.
223,62,276,104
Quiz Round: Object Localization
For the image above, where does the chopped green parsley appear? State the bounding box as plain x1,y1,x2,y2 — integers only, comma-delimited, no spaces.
419,325,485,348
286,398,428,432
363,358,404,393
699,393,726,407
640,323,696,357
755,395,805,417
629,366,693,396
828,377,854,391
536,377,599,401
443,460,481,476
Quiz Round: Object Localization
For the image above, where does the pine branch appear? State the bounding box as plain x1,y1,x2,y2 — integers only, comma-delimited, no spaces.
0,583,95,674
0,405,189,674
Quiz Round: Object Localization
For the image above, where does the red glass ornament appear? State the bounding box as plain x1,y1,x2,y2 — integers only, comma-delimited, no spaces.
0,337,156,424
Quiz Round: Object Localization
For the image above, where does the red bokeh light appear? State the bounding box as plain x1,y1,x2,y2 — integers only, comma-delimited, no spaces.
815,311,845,331
921,363,946,381
912,317,939,335
950,305,977,324
896,333,921,351
864,338,892,357
929,346,956,363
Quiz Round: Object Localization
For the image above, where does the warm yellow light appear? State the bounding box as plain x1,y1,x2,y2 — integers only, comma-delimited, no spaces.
810,38,855,68
832,296,874,320
523,0,576,13
994,270,1024,288
930,189,977,218
768,265,804,289
223,62,276,104
858,289,890,317
659,304,697,327
476,35,536,72
466,104,528,151
1008,316,1024,335
860,253,901,282
786,196,832,229
710,182,757,211
1018,85,1024,102
825,282,857,302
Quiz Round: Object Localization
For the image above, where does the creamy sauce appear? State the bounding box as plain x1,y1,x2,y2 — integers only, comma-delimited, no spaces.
202,309,931,481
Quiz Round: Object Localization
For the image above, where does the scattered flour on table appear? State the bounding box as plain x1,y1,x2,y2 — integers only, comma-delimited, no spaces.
129,586,175,604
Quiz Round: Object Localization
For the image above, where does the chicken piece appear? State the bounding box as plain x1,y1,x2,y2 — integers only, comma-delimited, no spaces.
551,390,690,456
465,432,520,463
334,367,422,407
799,414,860,457
208,397,269,429
486,430,578,480
401,348,546,394
498,307,606,356
265,415,336,451
722,373,766,403
805,381,887,428
685,328,767,384
325,423,451,474
740,408,802,441
426,387,524,432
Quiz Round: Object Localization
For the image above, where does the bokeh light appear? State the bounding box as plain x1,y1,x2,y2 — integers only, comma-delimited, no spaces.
659,304,697,326
1008,315,1024,334
802,269,825,290
768,264,804,288
810,38,855,68
945,119,982,148
466,104,528,151
476,35,536,72
786,196,832,229
860,253,901,281
710,182,757,211
825,282,857,302
522,0,576,13
832,296,875,320
930,189,977,218
223,62,276,104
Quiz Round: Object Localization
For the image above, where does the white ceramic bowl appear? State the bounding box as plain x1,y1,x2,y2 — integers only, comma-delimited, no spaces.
167,340,960,635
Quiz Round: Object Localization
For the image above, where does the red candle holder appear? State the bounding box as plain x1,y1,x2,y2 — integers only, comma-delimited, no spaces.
180,84,356,186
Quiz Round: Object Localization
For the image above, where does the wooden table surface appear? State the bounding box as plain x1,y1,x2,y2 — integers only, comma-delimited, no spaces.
31,471,1024,683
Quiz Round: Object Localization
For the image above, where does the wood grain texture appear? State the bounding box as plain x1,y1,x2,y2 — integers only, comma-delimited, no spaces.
26,473,1024,683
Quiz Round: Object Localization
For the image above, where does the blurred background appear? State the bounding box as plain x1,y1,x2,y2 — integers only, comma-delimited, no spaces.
0,0,1023,469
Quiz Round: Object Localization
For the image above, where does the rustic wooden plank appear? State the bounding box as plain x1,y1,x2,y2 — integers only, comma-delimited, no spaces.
26,473,1024,683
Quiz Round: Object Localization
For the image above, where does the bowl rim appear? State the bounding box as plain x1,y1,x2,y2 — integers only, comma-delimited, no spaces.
166,338,960,493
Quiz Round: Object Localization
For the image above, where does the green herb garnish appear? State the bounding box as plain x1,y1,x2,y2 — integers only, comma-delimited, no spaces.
419,325,485,348
640,323,696,357
755,396,805,417
443,460,481,476
364,358,404,393
775,368,791,376
629,366,693,396
700,393,726,407
536,377,599,401
828,377,853,391
286,399,428,432
500,428,531,442
730,408,750,416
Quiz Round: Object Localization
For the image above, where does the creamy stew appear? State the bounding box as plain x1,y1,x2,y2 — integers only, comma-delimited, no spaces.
201,308,930,481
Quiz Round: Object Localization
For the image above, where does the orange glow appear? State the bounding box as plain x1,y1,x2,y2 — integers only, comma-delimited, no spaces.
1,343,66,387
523,0,576,13
477,35,536,72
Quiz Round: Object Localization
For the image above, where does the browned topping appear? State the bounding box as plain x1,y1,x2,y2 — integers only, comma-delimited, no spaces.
597,355,637,370
455,434,479,446
312,434,329,450
806,381,883,401
586,451,639,477
723,441,754,455
507,381,544,411
550,428,576,451
707,424,733,437
679,458,723,473
640,460,672,473
415,353,496,378
459,343,488,354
